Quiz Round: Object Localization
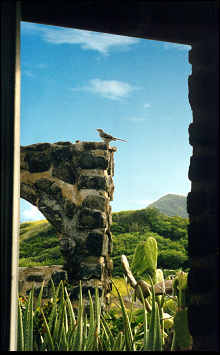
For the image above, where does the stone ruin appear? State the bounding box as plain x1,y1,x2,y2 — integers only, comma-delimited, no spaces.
20,140,116,304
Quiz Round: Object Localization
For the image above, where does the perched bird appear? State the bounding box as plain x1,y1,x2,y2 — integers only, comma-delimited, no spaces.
96,129,127,144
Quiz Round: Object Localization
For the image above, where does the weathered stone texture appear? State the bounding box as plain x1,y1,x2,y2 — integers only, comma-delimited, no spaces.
19,265,68,298
187,35,219,350
82,195,106,211
20,141,116,303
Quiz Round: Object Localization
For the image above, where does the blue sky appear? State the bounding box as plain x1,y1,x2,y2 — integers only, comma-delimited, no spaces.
20,21,192,222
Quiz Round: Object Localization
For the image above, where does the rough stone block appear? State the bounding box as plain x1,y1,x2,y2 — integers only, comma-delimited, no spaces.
86,231,105,256
55,141,72,146
64,199,77,218
79,152,108,169
33,285,51,299
51,270,68,286
51,145,74,164
78,175,107,190
83,142,108,150
78,263,102,280
21,143,51,152
18,280,24,294
59,238,76,255
34,178,53,193
50,183,63,201
20,182,37,204
25,151,51,172
78,208,106,229
70,285,102,300
82,195,106,211
52,162,76,184
38,200,63,232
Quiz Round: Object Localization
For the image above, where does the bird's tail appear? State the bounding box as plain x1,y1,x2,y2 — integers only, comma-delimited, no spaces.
117,138,127,142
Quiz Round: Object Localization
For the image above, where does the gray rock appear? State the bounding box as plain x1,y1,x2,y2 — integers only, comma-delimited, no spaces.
25,151,51,172
78,175,106,190
78,208,106,229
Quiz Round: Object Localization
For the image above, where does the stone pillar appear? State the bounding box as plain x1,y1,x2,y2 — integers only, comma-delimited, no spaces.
187,35,219,351
20,141,115,304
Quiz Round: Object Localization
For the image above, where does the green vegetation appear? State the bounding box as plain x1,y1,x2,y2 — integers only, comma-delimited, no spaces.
17,279,165,351
17,235,192,351
19,206,189,274
111,207,189,276
115,236,191,350
19,220,64,267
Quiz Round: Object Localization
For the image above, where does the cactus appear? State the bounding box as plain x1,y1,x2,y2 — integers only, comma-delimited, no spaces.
171,309,192,350
173,270,188,308
156,268,165,284
122,237,192,351
131,236,158,283
171,271,192,350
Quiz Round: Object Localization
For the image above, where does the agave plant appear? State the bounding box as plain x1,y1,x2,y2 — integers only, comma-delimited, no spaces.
101,279,163,351
17,276,165,351
17,280,105,351
17,240,192,352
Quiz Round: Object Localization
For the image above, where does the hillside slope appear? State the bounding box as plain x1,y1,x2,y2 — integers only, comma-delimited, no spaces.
148,194,188,218
19,220,64,267
19,203,189,274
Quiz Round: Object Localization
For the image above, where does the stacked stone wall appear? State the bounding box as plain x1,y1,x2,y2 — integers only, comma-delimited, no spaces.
19,265,67,301
20,141,116,303
187,35,219,350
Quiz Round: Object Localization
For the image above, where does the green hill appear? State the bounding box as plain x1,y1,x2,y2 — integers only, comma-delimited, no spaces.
19,220,64,267
148,194,188,218
19,205,189,275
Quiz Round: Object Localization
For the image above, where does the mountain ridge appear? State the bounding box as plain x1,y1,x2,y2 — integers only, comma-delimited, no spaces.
147,193,188,219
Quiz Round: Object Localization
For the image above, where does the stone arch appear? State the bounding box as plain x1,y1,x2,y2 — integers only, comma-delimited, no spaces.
20,140,116,300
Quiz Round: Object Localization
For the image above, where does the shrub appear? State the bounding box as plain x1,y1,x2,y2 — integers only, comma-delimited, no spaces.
157,249,188,270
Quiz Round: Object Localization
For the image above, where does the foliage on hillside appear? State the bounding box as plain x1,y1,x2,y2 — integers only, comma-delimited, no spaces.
111,207,189,276
19,220,64,267
19,207,189,274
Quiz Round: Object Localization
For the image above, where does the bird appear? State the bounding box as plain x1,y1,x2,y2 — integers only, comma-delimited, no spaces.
96,129,127,144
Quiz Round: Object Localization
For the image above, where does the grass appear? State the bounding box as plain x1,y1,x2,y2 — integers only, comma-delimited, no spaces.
19,220,64,267
111,277,132,297
19,220,49,242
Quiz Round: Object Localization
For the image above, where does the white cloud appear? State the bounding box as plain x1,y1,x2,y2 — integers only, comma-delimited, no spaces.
163,43,191,51
23,69,35,78
22,62,47,79
21,22,45,34
36,63,47,69
130,199,155,207
22,205,45,221
127,117,146,122
21,22,139,54
72,79,137,100
144,103,151,108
